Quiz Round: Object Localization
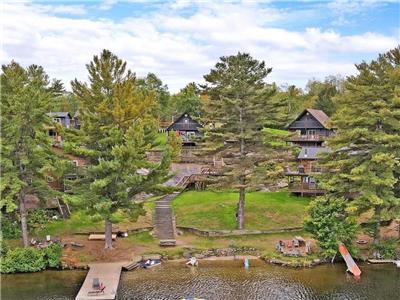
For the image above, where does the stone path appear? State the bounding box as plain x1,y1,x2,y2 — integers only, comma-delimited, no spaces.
154,192,180,246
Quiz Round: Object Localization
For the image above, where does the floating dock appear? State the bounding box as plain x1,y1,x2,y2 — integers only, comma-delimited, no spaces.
75,263,123,300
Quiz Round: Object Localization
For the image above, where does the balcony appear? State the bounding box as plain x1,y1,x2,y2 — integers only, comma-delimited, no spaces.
288,182,325,195
288,135,325,142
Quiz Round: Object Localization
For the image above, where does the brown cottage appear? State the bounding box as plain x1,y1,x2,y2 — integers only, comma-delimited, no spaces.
285,108,334,196
284,147,331,196
287,108,335,147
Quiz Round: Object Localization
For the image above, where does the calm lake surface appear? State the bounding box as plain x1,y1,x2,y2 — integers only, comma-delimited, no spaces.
1,260,399,300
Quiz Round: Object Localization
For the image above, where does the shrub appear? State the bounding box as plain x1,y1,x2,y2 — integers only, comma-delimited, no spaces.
1,247,46,273
0,236,9,257
44,243,62,268
372,238,398,259
304,196,358,258
1,214,21,239
27,209,51,230
0,243,62,273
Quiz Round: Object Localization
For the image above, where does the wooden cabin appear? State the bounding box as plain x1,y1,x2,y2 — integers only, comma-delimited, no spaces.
47,112,73,128
73,111,81,129
166,113,203,146
287,109,335,147
284,147,330,196
46,112,73,144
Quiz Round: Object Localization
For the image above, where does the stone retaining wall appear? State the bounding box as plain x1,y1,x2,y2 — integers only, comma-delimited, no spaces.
177,226,303,237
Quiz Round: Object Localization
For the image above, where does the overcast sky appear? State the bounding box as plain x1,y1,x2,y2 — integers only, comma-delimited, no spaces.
1,0,399,92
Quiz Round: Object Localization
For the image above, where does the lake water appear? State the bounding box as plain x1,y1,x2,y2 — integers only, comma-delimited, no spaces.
1,260,399,300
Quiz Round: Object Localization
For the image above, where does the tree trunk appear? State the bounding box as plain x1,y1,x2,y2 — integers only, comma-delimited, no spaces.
237,181,245,230
104,218,113,249
373,205,381,246
19,190,29,248
237,105,246,230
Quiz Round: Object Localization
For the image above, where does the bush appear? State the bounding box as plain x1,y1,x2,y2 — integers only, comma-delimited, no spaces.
1,214,21,239
0,243,62,273
27,209,51,230
44,243,62,268
304,196,358,258
1,247,46,273
372,238,398,259
0,236,9,257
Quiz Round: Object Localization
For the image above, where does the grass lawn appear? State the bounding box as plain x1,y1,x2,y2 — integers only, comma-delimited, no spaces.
34,199,157,237
153,132,168,150
172,191,310,230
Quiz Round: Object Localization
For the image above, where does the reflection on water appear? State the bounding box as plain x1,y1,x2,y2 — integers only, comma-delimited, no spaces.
2,260,399,300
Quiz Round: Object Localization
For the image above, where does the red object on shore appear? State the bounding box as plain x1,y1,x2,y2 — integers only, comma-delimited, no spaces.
339,243,361,277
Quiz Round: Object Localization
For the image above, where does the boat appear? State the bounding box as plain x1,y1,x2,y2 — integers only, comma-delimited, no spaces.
143,259,161,269
338,243,361,277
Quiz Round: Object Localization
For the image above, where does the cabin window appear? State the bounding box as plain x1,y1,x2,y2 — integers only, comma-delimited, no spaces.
53,118,62,124
187,131,196,138
48,129,57,136
307,130,316,136
184,119,189,124
46,176,54,182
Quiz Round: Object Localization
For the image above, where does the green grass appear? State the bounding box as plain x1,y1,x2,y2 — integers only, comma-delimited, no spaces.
262,127,289,147
35,211,103,237
35,199,157,237
173,191,310,230
127,232,156,244
262,127,288,136
153,133,168,150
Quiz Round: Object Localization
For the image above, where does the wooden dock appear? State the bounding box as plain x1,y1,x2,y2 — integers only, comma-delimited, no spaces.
367,259,395,264
75,263,123,300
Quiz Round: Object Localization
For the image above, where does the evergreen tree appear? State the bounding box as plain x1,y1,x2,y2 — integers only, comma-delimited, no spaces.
268,84,304,128
1,61,63,247
201,52,275,229
70,50,171,249
305,75,344,116
170,82,202,117
314,47,400,251
137,73,170,119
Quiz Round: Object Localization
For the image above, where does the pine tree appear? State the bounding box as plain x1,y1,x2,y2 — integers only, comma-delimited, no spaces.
70,50,171,249
315,47,400,251
137,73,170,119
1,61,63,247
170,82,202,117
268,84,304,128
201,52,276,229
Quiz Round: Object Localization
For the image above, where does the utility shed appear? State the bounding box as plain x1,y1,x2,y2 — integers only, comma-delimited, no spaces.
287,109,335,147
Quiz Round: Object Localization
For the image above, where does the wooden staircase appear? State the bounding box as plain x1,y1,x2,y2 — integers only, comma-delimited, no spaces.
56,198,71,219
154,193,180,246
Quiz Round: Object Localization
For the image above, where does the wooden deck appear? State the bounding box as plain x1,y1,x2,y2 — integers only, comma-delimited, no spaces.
75,263,123,300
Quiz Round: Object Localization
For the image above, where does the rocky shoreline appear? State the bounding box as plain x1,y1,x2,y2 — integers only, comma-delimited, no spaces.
60,246,327,270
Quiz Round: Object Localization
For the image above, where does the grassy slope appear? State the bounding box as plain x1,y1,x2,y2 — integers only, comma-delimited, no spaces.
34,199,158,237
173,191,310,230
153,132,168,150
